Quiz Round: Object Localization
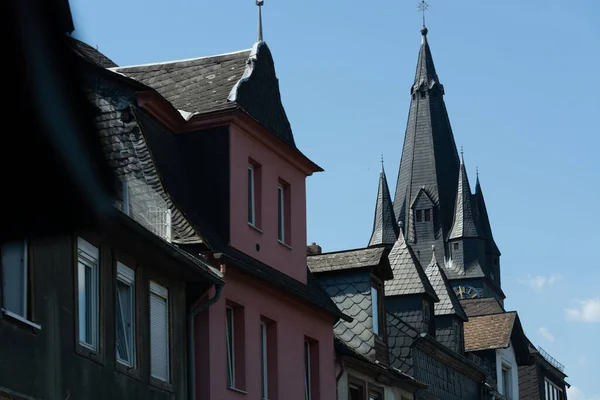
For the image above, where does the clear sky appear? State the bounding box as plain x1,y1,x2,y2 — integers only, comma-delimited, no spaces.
69,0,599,397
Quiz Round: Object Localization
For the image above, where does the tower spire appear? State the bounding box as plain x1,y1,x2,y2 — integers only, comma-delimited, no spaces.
256,0,264,42
368,159,398,247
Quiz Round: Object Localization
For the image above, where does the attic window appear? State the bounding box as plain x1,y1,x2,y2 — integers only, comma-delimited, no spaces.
420,91,426,99
453,242,459,250
424,209,431,222
416,210,423,222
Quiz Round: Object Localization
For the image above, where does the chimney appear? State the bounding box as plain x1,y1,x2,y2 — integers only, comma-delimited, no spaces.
307,242,322,256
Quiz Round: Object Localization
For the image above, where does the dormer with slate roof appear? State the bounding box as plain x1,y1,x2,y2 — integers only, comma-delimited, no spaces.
368,161,398,247
385,223,439,336
393,27,460,268
115,40,322,284
424,249,468,354
308,247,394,365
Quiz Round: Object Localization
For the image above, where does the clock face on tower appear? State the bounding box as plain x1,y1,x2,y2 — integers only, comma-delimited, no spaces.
454,285,480,299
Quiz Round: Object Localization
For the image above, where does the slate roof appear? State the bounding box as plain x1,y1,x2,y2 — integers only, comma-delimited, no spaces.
459,297,505,317
368,164,398,247
386,311,420,374
307,247,387,274
385,228,439,301
69,37,118,68
464,312,516,351
449,159,481,239
115,41,297,150
424,252,468,320
475,177,501,255
317,272,376,359
393,27,460,266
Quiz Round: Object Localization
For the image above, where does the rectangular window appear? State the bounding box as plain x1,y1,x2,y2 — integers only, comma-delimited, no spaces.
150,282,169,382
261,321,268,400
116,262,135,367
502,364,511,398
1,241,29,319
248,165,256,225
349,381,365,400
77,237,99,351
369,386,384,400
453,242,459,250
226,303,246,390
545,378,564,400
278,184,285,242
424,209,431,221
226,306,236,388
416,210,423,222
304,340,311,400
304,338,319,400
371,286,380,336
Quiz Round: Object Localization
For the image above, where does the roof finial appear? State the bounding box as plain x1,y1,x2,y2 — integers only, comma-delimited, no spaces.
381,153,384,169
418,0,429,35
476,166,479,179
256,0,264,42
460,146,464,163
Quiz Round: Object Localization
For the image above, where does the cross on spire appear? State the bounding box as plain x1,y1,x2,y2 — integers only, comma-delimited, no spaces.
256,0,264,42
418,0,429,27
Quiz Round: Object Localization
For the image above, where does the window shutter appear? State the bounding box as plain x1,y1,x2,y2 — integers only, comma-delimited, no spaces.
150,283,169,382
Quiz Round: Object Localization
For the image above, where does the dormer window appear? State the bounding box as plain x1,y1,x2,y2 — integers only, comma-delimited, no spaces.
416,209,431,223
453,242,460,250
416,210,423,222
424,209,431,221
420,91,426,99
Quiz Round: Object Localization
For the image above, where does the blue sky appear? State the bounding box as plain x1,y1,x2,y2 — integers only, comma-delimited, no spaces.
69,0,599,397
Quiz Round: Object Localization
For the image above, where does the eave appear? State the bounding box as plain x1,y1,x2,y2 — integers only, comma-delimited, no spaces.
136,90,322,176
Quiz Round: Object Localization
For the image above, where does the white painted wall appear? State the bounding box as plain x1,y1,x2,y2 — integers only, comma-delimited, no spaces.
335,362,414,400
496,342,519,400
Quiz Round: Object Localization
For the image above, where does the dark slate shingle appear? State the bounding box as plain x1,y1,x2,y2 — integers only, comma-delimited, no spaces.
424,252,468,320
459,297,505,317
368,164,398,247
449,160,481,239
385,229,439,301
307,247,386,274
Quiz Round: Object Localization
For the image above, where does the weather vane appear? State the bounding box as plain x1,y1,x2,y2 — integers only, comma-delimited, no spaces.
418,0,429,27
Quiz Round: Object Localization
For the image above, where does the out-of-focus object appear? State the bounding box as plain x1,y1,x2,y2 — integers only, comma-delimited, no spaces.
3,0,115,242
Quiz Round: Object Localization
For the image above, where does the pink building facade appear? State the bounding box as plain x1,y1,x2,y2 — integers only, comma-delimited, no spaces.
117,40,349,400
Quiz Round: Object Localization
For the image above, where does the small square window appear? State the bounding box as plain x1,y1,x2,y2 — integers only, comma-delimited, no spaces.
420,91,426,98
416,210,423,222
453,242,459,250
424,209,431,221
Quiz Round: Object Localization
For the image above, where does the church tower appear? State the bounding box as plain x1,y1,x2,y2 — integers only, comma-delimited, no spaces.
384,25,504,302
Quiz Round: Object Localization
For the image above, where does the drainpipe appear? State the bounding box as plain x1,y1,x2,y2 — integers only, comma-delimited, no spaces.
335,359,345,400
188,283,223,400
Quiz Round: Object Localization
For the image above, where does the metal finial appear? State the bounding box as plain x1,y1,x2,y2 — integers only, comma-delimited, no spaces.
476,166,479,178
256,0,264,42
460,146,464,162
418,0,429,29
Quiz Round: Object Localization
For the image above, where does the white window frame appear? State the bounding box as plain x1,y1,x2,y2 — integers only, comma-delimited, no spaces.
116,262,135,367
277,184,285,243
150,281,170,382
261,321,268,400
226,306,236,388
371,286,380,336
304,340,311,400
77,237,100,351
545,378,563,400
501,363,512,399
248,165,256,226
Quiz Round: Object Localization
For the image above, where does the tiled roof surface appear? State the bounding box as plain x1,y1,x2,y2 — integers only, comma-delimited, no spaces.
317,273,375,359
117,50,250,114
69,37,118,68
475,178,501,255
385,230,439,301
449,161,481,239
464,312,516,352
459,297,505,317
307,247,386,274
116,42,298,150
392,29,461,267
368,165,398,247
424,254,467,320
386,311,419,375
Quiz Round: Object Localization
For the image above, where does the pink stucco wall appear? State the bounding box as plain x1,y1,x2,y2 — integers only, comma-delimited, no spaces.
195,269,336,400
229,124,308,283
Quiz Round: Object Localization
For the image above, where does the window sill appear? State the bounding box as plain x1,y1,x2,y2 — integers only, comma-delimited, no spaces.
248,223,263,233
278,240,292,250
149,376,173,393
227,386,248,395
1,309,42,330
116,360,142,381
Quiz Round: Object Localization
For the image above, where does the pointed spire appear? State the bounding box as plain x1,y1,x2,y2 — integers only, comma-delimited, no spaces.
474,174,501,255
368,158,399,247
256,0,264,42
449,156,481,239
425,248,468,320
413,24,439,92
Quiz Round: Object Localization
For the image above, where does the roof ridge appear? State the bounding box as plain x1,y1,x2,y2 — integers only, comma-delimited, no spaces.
111,48,252,71
309,246,384,257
